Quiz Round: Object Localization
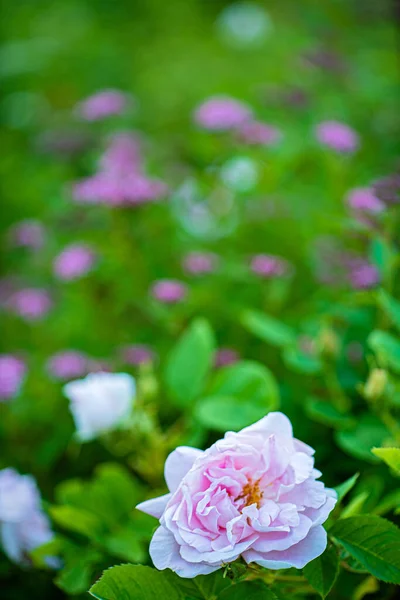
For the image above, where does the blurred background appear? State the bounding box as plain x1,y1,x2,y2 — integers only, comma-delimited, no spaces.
1,0,399,598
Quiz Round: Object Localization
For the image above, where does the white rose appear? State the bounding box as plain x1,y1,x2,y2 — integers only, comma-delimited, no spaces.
0,468,55,565
63,372,136,442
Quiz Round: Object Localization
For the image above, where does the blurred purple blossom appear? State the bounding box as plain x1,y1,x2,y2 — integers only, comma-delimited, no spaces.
8,220,45,250
73,172,168,206
347,259,380,290
119,344,156,366
250,254,289,278
76,89,129,121
316,121,359,153
99,132,142,175
6,288,52,321
345,187,385,214
237,121,282,146
182,252,219,276
53,243,96,281
0,355,26,401
72,131,167,207
47,351,89,381
150,279,188,304
214,347,240,368
194,96,252,131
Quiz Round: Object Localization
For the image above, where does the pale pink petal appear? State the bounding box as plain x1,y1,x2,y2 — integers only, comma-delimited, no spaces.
150,526,219,577
136,493,171,519
243,525,327,569
164,446,203,493
240,412,293,438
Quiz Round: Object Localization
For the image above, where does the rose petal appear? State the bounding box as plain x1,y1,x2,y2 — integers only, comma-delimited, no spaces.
164,446,203,493
136,493,171,519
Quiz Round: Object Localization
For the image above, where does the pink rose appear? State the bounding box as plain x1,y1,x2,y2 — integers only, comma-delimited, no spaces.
137,412,336,578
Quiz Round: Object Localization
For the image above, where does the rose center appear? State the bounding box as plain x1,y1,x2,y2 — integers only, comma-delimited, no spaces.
234,478,263,509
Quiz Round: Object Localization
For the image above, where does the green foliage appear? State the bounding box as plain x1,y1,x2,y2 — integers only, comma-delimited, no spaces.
368,331,400,373
371,447,400,475
378,291,400,332
334,473,360,502
305,398,355,430
49,464,146,594
331,515,400,584
1,1,400,599
241,311,296,348
89,565,233,600
335,415,389,463
195,360,279,430
165,318,215,408
303,545,339,598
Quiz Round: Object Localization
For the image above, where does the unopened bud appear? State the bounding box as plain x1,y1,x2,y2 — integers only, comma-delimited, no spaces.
364,368,388,402
317,327,340,359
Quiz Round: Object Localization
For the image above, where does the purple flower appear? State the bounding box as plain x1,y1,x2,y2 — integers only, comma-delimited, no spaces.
73,172,167,206
0,355,26,401
76,89,129,121
250,254,289,278
315,121,359,153
151,279,188,304
194,96,252,131
6,288,51,321
214,347,239,368
99,132,142,175
53,243,96,281
182,252,219,276
372,173,400,205
348,259,380,290
8,220,45,250
0,468,55,565
237,121,282,146
345,187,384,214
137,412,336,578
119,344,156,366
47,351,89,381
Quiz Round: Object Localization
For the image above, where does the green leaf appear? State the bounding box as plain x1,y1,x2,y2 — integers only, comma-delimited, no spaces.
195,361,279,431
49,505,103,538
335,414,389,463
56,463,141,528
283,347,322,375
331,515,400,583
340,491,368,518
218,581,278,600
303,545,339,598
55,543,103,595
368,330,400,373
241,310,296,348
334,473,359,502
373,488,400,516
90,565,185,600
378,290,400,332
99,523,146,562
89,564,231,600
165,318,215,407
305,398,354,430
371,447,400,475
